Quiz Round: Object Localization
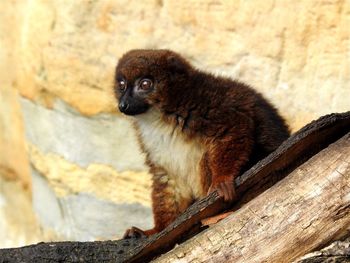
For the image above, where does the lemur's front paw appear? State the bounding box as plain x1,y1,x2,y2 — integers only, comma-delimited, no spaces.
123,226,147,239
208,178,236,202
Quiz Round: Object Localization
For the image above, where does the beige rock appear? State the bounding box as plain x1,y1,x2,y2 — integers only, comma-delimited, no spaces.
0,175,60,248
0,0,30,186
28,143,152,206
15,0,350,131
28,143,153,240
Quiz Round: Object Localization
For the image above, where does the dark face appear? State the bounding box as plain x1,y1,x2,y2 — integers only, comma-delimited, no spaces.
114,49,191,116
114,50,160,116
115,75,154,115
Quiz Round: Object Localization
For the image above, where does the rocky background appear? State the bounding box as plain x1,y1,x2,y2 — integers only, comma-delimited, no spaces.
0,0,349,248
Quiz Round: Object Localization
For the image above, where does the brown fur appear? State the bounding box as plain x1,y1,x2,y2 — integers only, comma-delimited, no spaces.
114,49,290,238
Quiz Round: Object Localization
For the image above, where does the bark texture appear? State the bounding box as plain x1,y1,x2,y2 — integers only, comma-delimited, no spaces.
295,237,350,263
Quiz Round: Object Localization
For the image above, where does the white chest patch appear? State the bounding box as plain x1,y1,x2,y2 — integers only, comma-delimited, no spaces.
135,109,206,200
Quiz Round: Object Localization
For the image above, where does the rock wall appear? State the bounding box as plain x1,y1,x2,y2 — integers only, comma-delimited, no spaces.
0,1,41,247
0,0,349,246
0,1,30,186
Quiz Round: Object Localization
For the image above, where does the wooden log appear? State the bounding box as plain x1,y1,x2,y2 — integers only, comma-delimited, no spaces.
153,132,350,263
0,112,349,263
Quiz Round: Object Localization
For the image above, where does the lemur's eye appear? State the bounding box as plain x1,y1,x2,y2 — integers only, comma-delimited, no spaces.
140,79,152,90
119,80,126,91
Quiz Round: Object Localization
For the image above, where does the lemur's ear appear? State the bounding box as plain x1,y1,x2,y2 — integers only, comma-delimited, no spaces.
166,55,188,75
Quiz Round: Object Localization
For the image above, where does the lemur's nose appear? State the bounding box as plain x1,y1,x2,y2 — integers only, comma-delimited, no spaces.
118,101,129,112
